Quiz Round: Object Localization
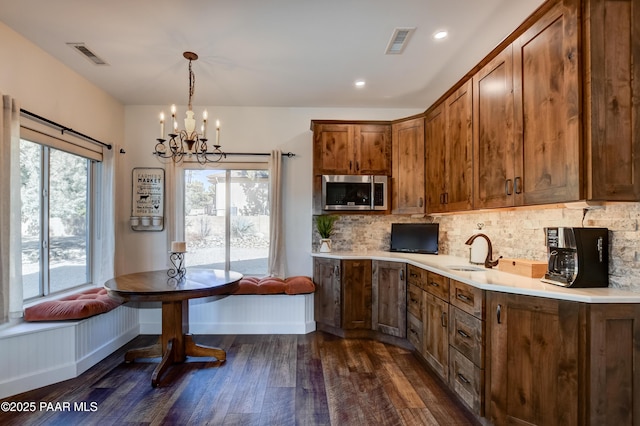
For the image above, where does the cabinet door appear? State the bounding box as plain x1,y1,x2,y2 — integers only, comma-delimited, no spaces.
355,124,391,175
513,0,580,205
486,292,580,426
473,46,516,209
313,258,341,328
341,259,372,330
587,0,640,201
313,124,353,175
445,80,474,212
372,261,406,338
392,116,426,214
425,103,447,213
422,292,449,381
588,304,640,425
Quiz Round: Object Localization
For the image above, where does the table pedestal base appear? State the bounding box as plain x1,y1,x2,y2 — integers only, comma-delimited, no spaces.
124,300,226,387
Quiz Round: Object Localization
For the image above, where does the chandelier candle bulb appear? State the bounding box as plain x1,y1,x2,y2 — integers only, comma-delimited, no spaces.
171,241,186,253
159,112,165,138
216,120,220,145
202,110,208,138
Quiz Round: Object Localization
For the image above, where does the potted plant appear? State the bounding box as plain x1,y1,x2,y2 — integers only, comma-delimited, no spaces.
316,215,338,252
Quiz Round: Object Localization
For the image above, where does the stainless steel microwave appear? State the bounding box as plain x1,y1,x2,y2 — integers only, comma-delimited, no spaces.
321,175,388,211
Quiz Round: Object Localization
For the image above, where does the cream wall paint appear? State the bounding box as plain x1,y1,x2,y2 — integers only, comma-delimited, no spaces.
120,106,421,277
0,22,124,145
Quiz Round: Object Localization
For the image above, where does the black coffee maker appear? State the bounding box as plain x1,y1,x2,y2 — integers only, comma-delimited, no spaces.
541,227,609,288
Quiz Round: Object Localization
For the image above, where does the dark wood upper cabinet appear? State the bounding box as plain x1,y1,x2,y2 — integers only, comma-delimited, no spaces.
426,81,474,213
312,122,391,176
473,47,516,209
392,115,426,214
585,0,640,200
513,0,581,205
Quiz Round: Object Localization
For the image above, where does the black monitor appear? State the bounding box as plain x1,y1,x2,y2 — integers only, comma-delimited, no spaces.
390,223,439,254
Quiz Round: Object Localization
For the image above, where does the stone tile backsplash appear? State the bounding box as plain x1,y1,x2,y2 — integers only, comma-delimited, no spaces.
313,202,640,293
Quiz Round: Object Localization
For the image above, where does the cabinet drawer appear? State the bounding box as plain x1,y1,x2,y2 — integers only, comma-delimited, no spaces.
426,271,450,301
407,312,423,350
450,280,484,319
407,284,423,319
449,306,484,368
407,265,428,289
449,347,484,416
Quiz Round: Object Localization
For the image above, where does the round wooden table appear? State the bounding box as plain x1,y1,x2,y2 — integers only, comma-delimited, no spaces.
104,269,242,387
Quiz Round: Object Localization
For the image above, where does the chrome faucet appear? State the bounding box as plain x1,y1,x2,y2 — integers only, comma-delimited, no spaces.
464,233,500,268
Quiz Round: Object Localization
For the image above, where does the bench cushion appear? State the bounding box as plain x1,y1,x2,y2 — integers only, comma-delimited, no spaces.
232,276,315,295
24,288,123,322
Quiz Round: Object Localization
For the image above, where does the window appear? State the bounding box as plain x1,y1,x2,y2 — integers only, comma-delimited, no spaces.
20,139,94,300
183,166,269,276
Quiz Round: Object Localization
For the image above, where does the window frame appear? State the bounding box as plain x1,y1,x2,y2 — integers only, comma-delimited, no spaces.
177,161,270,275
19,133,98,301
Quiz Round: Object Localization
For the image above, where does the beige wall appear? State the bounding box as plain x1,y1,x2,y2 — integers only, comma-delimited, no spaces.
0,22,124,146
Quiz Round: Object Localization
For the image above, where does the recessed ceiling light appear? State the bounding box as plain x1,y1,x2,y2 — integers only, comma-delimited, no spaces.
433,30,448,40
355,80,366,88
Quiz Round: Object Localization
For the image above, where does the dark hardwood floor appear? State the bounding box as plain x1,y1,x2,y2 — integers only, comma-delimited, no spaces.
0,332,478,425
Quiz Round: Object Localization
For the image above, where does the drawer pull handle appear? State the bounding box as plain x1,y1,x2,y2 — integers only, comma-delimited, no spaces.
497,304,502,324
441,311,447,328
410,297,419,304
457,293,471,303
458,373,471,384
457,329,470,339
430,282,439,287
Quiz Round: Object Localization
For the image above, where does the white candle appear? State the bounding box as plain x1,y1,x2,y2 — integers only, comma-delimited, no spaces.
159,112,165,138
216,120,220,145
171,241,186,252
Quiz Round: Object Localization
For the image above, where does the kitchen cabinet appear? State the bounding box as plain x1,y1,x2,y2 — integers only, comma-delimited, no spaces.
313,257,372,330
474,0,580,208
391,115,426,214
584,0,640,200
513,0,580,205
407,266,451,382
486,292,581,425
341,259,372,330
426,80,474,213
449,280,486,416
312,122,391,176
372,260,406,338
313,257,341,328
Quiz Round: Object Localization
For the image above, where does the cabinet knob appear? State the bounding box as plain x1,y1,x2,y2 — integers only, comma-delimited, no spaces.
418,197,424,208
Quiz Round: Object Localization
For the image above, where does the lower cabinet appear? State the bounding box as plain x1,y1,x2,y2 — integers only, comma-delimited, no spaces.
315,257,640,425
486,292,640,426
372,260,406,338
313,257,372,330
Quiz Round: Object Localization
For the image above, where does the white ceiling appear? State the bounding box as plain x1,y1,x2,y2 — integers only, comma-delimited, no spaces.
0,0,545,109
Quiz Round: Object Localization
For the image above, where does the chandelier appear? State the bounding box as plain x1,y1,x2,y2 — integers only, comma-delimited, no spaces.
154,51,224,163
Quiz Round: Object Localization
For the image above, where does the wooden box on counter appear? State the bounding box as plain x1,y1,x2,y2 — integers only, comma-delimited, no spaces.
497,258,547,278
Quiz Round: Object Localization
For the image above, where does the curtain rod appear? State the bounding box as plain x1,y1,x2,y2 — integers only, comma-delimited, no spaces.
19,108,112,150
223,152,295,157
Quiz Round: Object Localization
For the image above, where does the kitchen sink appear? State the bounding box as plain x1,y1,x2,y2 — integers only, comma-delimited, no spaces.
446,265,485,272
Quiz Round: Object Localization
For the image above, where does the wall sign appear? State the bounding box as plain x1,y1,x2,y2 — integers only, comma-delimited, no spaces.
130,167,164,231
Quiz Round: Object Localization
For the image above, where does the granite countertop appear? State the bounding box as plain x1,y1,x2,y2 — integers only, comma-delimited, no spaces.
311,251,640,304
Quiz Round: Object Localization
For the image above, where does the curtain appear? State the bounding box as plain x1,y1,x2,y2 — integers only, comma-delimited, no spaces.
267,150,286,278
0,94,21,324
93,144,116,286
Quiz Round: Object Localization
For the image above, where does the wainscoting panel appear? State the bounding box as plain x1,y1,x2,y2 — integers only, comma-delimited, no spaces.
138,294,316,335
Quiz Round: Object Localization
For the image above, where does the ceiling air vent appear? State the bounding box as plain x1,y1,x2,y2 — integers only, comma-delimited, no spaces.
66,43,109,65
385,27,416,55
